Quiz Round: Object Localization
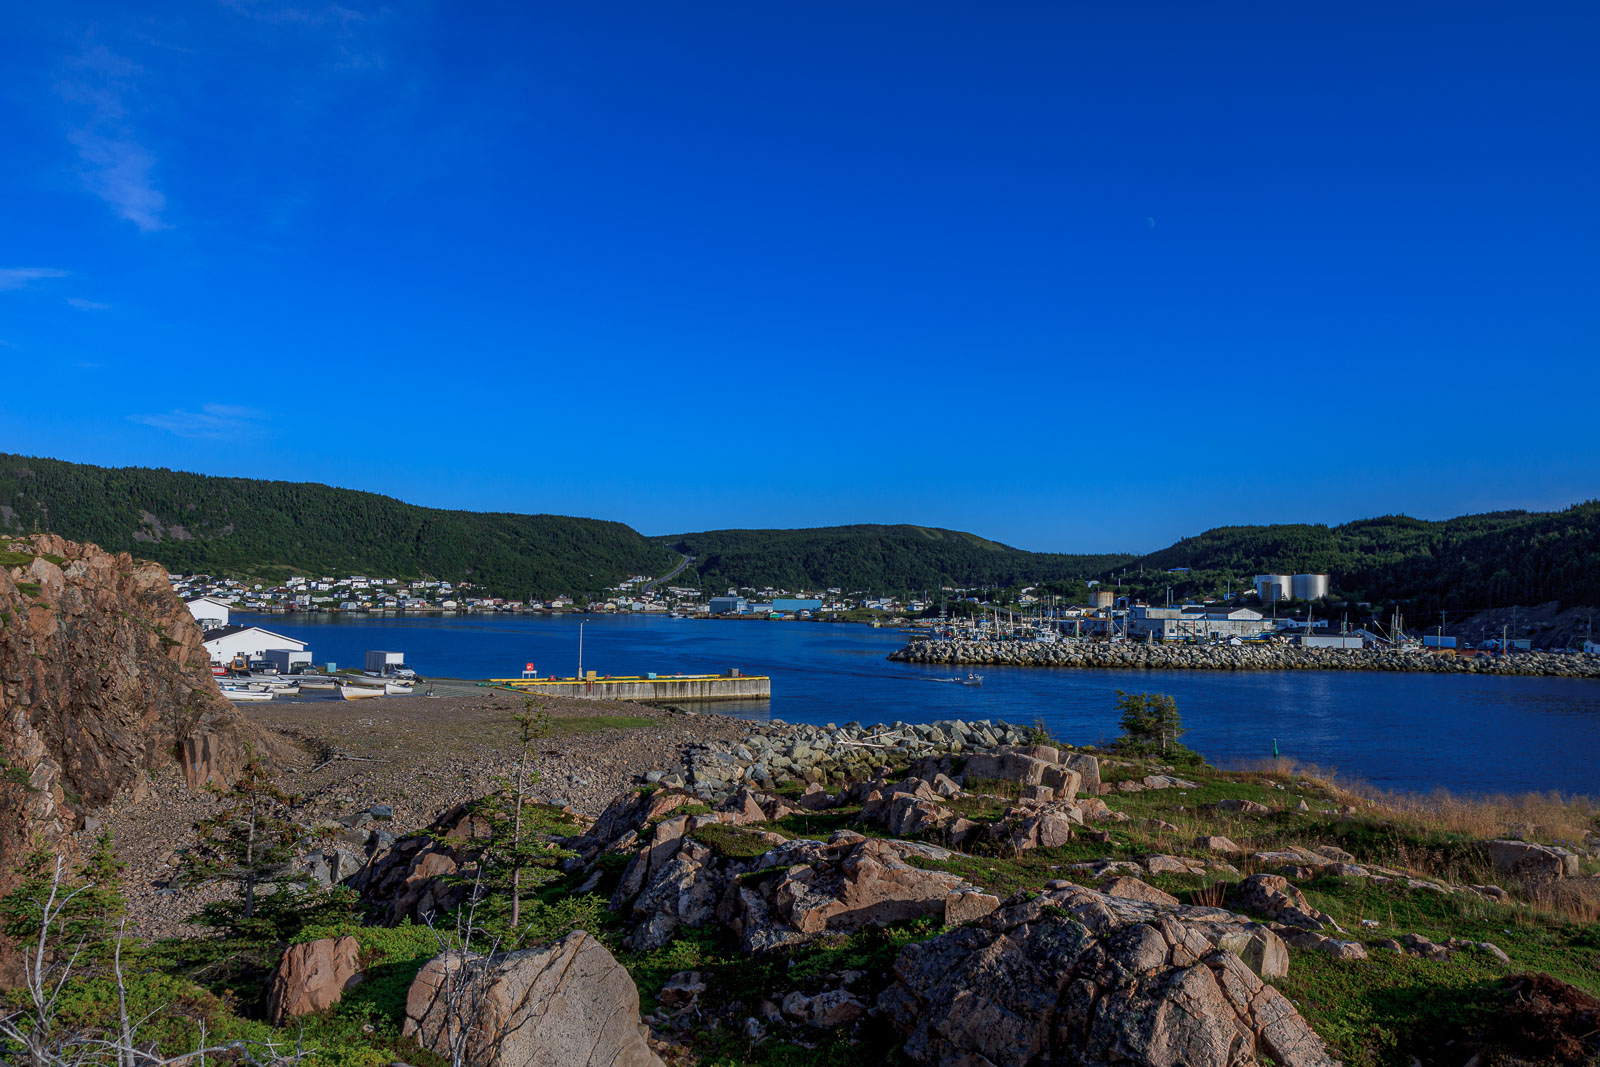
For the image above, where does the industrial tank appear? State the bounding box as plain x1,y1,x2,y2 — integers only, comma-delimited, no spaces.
1253,574,1291,601
1291,573,1330,600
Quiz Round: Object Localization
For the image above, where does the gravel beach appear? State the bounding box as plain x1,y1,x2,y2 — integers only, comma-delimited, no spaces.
106,691,771,940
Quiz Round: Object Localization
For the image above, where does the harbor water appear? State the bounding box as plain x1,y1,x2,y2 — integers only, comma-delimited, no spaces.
237,613,1600,798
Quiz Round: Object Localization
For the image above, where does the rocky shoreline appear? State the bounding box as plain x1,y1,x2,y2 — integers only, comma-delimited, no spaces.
890,638,1600,677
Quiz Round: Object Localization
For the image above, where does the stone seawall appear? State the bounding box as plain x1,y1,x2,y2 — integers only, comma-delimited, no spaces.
888,639,1600,678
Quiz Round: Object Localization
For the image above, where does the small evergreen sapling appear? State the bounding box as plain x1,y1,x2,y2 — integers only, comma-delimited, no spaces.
1115,690,1188,755
180,754,317,938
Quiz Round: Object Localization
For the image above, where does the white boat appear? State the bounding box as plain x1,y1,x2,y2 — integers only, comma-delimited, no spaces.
384,681,414,696
295,676,338,689
221,686,274,702
244,673,300,688
339,684,385,700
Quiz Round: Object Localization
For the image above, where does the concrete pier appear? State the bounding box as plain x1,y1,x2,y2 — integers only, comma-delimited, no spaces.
491,671,771,702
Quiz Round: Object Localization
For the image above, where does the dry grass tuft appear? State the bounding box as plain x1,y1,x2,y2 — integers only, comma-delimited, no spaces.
1242,757,1598,845
1365,787,1598,846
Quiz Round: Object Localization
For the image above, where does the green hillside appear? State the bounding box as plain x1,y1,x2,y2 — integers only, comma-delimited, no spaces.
656,525,1134,594
1113,505,1600,613
0,453,675,598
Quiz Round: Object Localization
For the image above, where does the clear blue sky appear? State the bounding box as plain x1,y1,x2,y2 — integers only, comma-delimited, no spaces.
3,2,1595,553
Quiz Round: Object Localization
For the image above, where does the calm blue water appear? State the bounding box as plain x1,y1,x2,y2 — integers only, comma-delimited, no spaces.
237,614,1600,798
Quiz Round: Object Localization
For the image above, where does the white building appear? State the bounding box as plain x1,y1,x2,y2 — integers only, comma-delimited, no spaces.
1125,605,1269,642
184,596,233,631
202,625,308,666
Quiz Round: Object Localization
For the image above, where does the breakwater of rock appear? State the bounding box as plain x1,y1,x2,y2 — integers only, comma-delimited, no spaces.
889,639,1600,678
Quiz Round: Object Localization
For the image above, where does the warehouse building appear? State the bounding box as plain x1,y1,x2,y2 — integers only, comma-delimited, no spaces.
201,625,308,666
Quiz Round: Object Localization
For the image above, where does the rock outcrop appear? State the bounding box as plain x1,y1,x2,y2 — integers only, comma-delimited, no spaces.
403,930,662,1067
880,882,1338,1067
0,534,261,975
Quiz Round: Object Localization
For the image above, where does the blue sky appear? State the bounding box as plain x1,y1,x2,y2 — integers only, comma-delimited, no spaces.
2,2,1595,553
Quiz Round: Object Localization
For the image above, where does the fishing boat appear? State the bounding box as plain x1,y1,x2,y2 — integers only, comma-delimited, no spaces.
339,684,385,700
221,686,274,702
961,673,984,686
384,681,414,696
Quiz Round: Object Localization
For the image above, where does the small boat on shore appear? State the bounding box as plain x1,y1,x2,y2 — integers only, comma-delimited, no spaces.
221,686,274,702
384,681,413,696
339,684,385,700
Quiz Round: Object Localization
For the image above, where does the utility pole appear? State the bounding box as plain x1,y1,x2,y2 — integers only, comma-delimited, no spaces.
577,621,584,678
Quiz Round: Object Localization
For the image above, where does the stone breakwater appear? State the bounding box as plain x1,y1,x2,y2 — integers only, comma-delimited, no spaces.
641,718,1038,803
890,638,1600,678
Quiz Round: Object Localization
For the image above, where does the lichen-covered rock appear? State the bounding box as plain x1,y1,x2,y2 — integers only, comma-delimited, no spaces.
404,931,662,1067
1236,874,1342,932
879,883,1339,1067
726,835,978,952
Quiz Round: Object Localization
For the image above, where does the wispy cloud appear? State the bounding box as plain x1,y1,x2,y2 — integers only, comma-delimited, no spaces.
60,46,168,232
0,267,69,291
130,403,267,440
219,0,388,71
66,297,111,311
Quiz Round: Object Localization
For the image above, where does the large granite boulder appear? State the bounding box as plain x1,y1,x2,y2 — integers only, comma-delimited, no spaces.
403,930,661,1067
267,936,363,1024
1484,839,1579,880
725,833,983,952
879,883,1337,1067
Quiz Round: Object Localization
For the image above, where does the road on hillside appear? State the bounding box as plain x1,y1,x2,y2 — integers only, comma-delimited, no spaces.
643,553,694,591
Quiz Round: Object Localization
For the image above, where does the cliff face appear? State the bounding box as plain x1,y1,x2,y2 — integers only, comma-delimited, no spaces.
0,533,258,870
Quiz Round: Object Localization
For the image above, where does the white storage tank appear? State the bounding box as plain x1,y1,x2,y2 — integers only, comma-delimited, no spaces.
1291,574,1330,600
1253,575,1291,601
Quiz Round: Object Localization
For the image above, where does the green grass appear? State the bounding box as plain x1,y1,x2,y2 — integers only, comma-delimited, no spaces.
690,823,779,861
545,714,656,735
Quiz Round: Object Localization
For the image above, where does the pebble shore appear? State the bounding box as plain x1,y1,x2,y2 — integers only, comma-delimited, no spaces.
889,638,1600,678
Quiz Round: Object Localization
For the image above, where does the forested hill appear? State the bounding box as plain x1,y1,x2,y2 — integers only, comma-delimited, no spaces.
0,454,675,597
655,525,1134,594
1114,505,1600,613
